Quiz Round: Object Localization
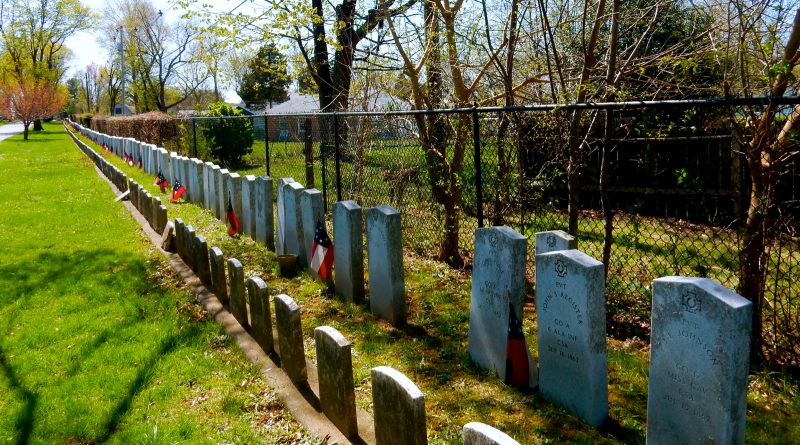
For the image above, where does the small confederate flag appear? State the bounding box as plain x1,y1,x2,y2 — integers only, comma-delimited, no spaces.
154,170,170,193
171,179,186,202
505,302,530,388
125,152,134,167
310,219,333,281
226,195,240,236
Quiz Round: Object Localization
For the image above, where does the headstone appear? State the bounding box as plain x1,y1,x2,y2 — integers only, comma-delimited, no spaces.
255,175,275,250
156,205,168,234
333,200,364,302
227,173,243,226
209,164,221,216
468,227,530,381
247,277,273,353
372,366,427,445
462,423,520,445
284,182,305,263
227,258,248,328
160,221,175,251
241,175,257,237
142,191,153,225
314,326,357,438
150,197,162,231
365,205,406,326
534,230,577,256
535,249,607,426
168,152,179,186
184,226,196,270
209,247,228,304
203,162,214,210
191,158,204,205
275,178,296,255
646,277,752,445
174,219,186,260
181,157,192,199
274,294,307,385
300,188,325,278
218,169,230,221
194,235,212,286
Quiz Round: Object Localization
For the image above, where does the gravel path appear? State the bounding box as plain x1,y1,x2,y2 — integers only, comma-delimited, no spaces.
0,122,25,142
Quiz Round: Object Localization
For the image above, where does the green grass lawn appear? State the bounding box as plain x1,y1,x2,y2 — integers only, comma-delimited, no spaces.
0,122,317,444
73,123,800,444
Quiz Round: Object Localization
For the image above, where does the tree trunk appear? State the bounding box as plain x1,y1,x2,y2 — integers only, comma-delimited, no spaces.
33,120,43,131
738,170,771,365
23,122,30,140
600,0,620,274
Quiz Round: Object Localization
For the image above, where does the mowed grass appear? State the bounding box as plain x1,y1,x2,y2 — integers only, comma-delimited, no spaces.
0,122,318,444
74,124,800,444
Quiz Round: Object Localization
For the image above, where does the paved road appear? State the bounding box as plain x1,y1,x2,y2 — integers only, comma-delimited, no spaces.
0,122,25,142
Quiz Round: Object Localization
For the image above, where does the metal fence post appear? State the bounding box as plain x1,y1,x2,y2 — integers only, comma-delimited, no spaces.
192,118,197,157
472,103,484,228
264,115,271,176
321,116,328,212
334,112,343,202
304,118,314,188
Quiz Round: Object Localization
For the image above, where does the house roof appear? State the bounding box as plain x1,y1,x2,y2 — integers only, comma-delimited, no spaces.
263,93,320,115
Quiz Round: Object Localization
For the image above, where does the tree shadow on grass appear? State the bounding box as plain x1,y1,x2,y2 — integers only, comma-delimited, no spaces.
0,343,37,445
0,248,205,444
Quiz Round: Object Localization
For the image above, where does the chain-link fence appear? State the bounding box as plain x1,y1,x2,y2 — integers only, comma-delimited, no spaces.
159,99,799,368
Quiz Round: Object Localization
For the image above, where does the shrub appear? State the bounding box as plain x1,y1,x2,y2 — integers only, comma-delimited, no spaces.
202,102,254,167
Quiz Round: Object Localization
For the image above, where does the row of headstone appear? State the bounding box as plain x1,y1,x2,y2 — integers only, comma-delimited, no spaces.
183,235,520,445
68,123,525,445
468,226,752,443
69,120,278,252
66,125,169,235
275,179,407,325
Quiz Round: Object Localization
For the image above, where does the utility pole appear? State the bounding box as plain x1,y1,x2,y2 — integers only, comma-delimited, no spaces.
118,26,127,115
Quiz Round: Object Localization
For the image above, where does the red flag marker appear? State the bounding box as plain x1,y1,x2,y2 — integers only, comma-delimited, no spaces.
310,219,334,280
226,195,240,236
505,303,530,388
171,180,186,202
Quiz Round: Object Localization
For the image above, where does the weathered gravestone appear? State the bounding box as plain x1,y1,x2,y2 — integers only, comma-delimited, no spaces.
184,226,196,270
241,175,257,238
275,178,296,255
160,220,175,252
300,188,325,279
209,247,228,304
247,277,273,353
274,294,307,385
174,219,186,260
255,175,274,250
203,162,214,210
535,249,607,426
372,366,427,445
333,200,364,302
217,169,230,221
227,173,243,226
646,277,752,445
151,197,163,231
365,205,405,326
534,230,577,256
314,326,358,438
194,235,212,286
462,422,520,445
284,182,306,264
191,158,204,205
468,226,534,385
227,258,248,328
169,152,179,185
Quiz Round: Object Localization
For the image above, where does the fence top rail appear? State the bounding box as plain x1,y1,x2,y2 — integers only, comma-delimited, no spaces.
174,96,800,120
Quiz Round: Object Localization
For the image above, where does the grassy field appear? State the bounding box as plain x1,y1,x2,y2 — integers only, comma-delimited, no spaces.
0,122,319,444
73,124,800,444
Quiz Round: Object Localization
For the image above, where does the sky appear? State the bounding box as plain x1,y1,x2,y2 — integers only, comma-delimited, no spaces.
65,0,242,103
